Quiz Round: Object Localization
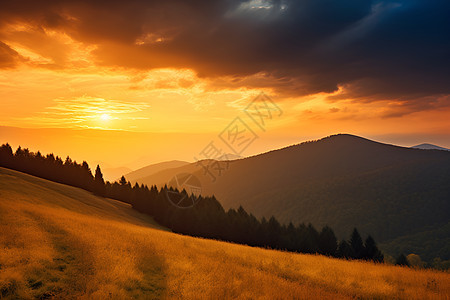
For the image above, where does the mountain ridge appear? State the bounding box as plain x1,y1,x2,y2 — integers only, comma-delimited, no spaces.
127,134,450,262
122,160,189,182
412,143,449,151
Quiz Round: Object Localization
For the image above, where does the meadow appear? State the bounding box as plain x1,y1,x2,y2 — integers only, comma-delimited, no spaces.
0,167,449,299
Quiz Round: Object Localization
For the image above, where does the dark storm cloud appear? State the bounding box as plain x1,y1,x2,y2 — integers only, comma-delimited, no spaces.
1,0,450,107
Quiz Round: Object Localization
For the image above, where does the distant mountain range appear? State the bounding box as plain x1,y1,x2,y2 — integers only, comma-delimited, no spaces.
104,143,448,182
123,155,241,182
122,160,189,182
102,166,133,182
412,143,449,151
126,134,450,262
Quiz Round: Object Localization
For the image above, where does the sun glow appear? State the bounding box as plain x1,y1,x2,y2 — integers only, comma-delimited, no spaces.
100,113,112,121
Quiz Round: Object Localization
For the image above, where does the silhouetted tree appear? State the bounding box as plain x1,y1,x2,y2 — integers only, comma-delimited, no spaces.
267,216,281,248
363,235,384,262
318,226,338,256
119,175,127,186
350,228,364,259
337,240,353,258
396,253,409,266
0,143,13,168
94,165,106,196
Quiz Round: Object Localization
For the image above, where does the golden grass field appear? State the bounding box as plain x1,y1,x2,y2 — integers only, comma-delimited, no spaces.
0,167,449,299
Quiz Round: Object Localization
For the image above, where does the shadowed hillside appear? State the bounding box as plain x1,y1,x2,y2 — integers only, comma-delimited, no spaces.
1,167,449,299
130,134,450,262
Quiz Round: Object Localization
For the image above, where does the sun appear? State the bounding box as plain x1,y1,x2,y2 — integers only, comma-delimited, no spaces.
100,113,112,121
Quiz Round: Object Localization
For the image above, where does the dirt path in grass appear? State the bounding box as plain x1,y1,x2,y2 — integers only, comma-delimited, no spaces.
0,186,167,299
24,210,96,299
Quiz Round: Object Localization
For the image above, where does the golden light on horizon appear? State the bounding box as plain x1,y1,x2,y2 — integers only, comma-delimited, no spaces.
100,113,112,122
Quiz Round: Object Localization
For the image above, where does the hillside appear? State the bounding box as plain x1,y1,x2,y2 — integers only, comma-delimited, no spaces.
128,134,450,262
1,167,449,299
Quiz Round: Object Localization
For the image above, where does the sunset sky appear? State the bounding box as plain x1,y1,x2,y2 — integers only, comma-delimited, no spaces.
1,0,449,170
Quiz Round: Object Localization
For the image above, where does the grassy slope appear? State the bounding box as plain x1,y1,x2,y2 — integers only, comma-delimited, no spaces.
0,167,449,299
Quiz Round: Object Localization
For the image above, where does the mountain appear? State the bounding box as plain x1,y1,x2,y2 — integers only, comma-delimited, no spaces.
412,143,450,151
216,153,242,160
131,134,450,262
102,166,133,182
122,160,189,182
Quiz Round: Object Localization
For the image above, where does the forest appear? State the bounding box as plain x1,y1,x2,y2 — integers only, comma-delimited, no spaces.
0,143,384,262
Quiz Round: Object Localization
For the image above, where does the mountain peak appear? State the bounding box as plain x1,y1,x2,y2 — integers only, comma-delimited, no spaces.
321,133,374,143
412,143,449,151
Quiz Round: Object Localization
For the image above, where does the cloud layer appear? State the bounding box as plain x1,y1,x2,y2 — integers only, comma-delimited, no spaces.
1,0,450,109
17,97,150,130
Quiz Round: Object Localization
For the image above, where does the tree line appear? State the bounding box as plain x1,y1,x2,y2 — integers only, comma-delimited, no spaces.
0,143,383,262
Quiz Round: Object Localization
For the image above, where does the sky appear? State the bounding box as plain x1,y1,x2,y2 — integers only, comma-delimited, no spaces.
1,0,449,170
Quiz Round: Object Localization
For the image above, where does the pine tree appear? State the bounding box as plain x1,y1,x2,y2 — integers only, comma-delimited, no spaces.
318,226,338,256
349,228,364,259
396,253,409,266
337,240,352,258
304,223,319,253
0,143,14,168
119,175,127,186
267,216,281,248
94,165,106,196
363,235,384,262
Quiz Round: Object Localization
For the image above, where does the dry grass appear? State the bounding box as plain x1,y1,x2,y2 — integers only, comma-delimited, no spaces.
0,167,449,299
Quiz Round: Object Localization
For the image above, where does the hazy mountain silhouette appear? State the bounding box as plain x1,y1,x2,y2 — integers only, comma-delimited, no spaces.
130,134,450,262
123,160,189,182
102,166,133,182
412,143,449,151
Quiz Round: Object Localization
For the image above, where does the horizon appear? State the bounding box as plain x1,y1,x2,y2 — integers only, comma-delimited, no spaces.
1,0,450,171
2,126,450,171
